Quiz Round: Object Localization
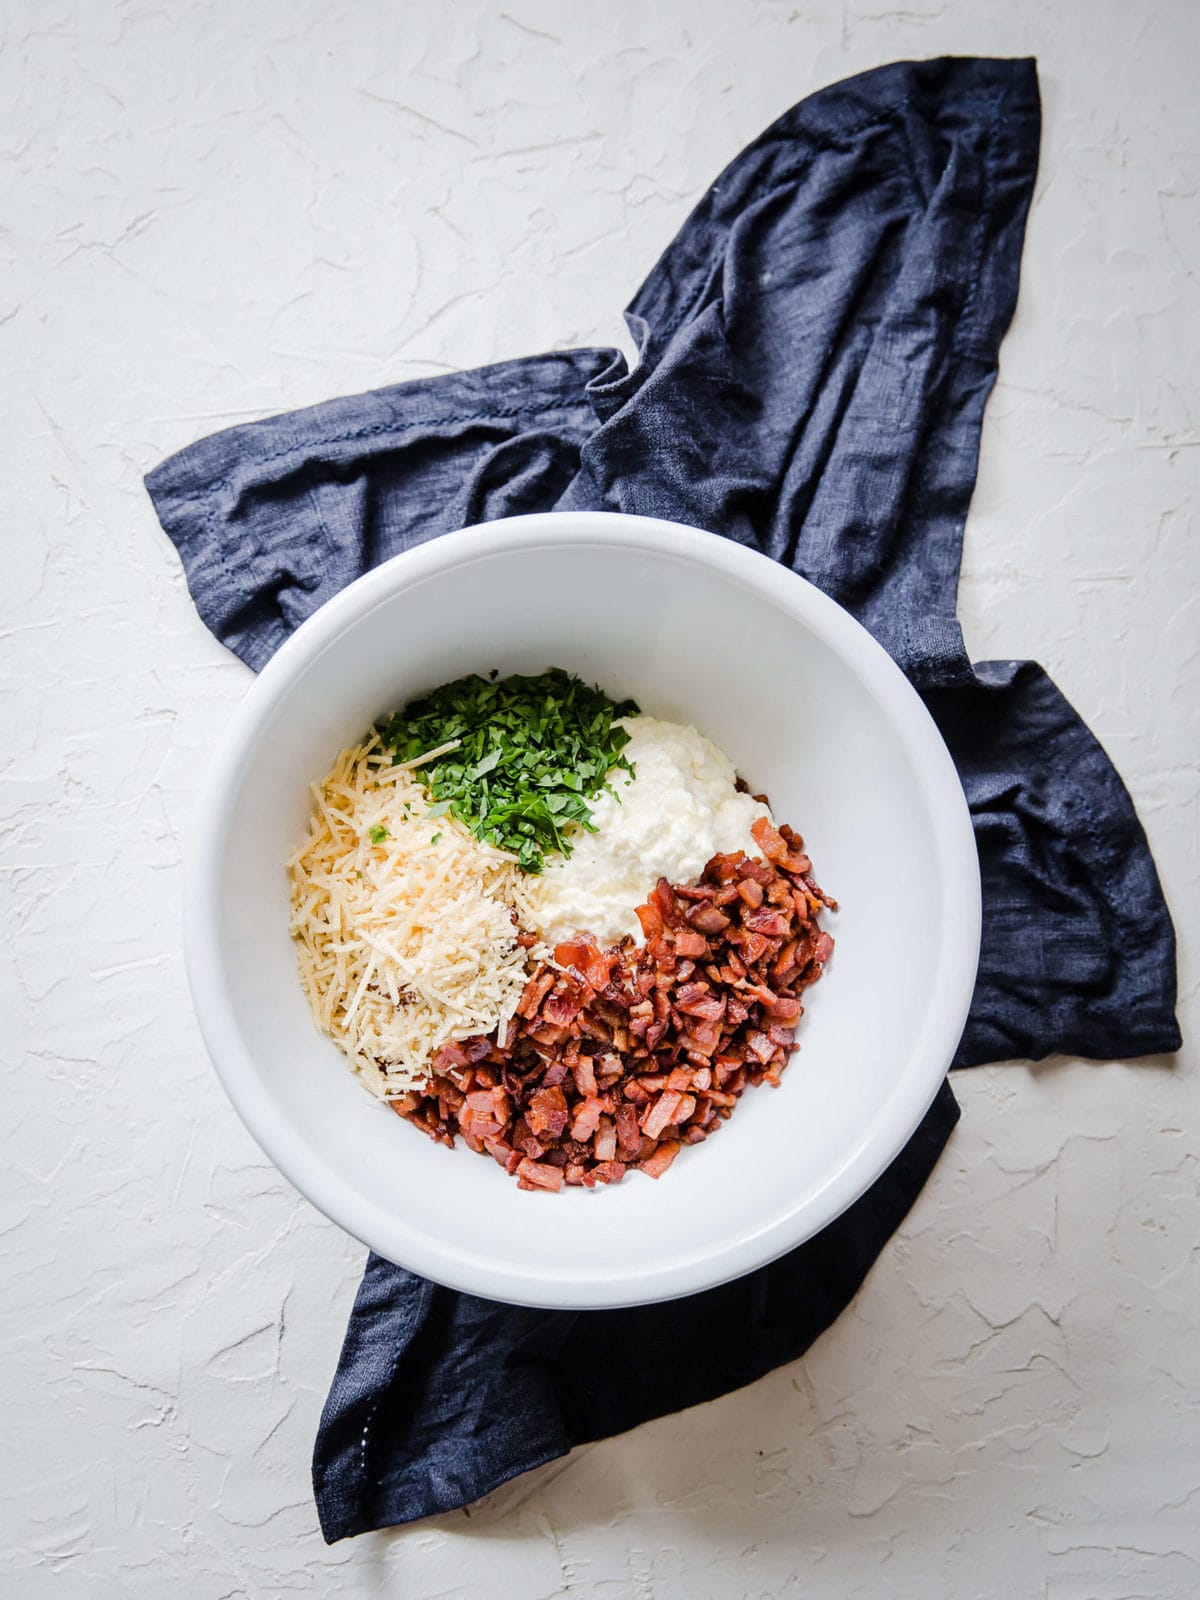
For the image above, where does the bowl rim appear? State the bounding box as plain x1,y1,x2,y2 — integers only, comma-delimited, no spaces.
185,510,981,1308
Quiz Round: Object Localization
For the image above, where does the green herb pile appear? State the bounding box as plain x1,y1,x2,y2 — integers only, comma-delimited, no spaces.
377,669,638,873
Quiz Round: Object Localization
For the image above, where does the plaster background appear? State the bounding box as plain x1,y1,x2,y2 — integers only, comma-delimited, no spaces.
2,1,1197,1595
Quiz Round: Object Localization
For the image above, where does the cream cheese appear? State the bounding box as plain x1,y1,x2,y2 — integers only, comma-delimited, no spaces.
526,715,771,948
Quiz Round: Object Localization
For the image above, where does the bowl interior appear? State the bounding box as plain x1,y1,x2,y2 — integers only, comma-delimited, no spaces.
194,517,977,1307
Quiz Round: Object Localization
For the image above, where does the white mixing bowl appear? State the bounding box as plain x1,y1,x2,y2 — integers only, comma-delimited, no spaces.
185,511,980,1308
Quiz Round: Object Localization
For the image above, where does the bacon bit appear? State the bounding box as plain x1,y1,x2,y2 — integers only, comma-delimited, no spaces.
637,1073,670,1092
750,815,788,862
466,1087,509,1120
516,969,556,1018
639,1140,682,1179
555,932,613,990
704,1088,738,1108
570,1096,604,1141
682,1017,722,1056
526,1085,568,1139
615,1103,642,1155
677,993,725,1022
594,1116,617,1163
482,1135,511,1166
516,1157,565,1191
514,1124,544,1158
592,1159,627,1184
703,852,744,883
595,1052,623,1083
571,1054,597,1098
738,931,771,963
542,992,580,1031
553,936,590,971
432,1040,470,1072
764,995,802,1023
674,929,709,959
643,1017,668,1052
642,1090,683,1140
688,903,731,934
745,1030,775,1064
672,1093,697,1124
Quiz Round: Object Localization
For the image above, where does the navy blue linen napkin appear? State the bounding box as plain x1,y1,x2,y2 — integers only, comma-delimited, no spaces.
145,57,1181,1540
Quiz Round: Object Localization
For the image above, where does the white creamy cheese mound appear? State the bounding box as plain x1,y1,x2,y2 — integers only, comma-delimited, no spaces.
526,715,772,948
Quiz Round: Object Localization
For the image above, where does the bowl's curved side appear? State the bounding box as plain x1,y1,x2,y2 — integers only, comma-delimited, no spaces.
184,512,981,1309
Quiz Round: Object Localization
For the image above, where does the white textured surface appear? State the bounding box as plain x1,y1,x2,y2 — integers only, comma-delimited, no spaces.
2,0,1196,1594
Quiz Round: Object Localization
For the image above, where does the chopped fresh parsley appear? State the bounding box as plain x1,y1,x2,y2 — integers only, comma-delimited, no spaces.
377,668,638,873
430,833,441,846
368,824,389,844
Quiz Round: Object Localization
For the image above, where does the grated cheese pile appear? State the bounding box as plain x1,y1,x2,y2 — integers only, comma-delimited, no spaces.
288,735,544,1098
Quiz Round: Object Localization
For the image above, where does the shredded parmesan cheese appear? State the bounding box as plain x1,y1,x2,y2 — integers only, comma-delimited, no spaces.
288,735,544,1097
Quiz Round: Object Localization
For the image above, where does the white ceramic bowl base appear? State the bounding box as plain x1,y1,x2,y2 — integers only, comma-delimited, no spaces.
187,512,980,1309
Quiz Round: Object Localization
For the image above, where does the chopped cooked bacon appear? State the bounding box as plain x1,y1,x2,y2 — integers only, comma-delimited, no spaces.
571,1054,597,1098
432,1040,470,1073
570,1096,604,1141
542,991,581,1028
641,1090,683,1140
676,992,725,1022
673,1093,697,1125
526,1085,569,1139
687,903,731,934
744,1030,776,1064
394,824,833,1190
516,1157,565,1192
750,815,787,859
615,1102,642,1156
593,1116,618,1163
639,1140,682,1179
764,994,802,1023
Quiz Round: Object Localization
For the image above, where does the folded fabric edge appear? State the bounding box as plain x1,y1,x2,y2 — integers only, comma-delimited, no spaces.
142,349,621,670
317,1081,960,1540
311,1257,575,1543
938,659,1182,1067
627,54,1039,356
144,348,620,504
317,1436,568,1545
